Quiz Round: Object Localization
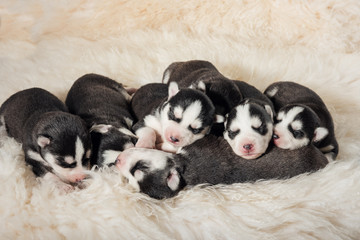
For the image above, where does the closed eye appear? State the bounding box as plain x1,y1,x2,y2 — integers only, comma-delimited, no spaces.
130,161,148,176
188,126,203,134
57,158,77,168
293,130,304,139
168,110,181,123
227,129,240,139
252,123,266,135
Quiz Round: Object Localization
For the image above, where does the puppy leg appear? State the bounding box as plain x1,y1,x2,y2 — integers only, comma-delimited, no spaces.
135,126,157,149
43,172,75,193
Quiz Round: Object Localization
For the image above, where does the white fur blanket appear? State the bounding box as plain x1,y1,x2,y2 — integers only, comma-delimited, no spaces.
1,1,360,239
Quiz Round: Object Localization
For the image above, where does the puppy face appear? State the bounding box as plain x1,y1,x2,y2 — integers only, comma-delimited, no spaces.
35,135,91,183
31,113,92,184
224,102,273,159
159,82,215,149
273,105,328,150
90,124,137,166
116,148,183,199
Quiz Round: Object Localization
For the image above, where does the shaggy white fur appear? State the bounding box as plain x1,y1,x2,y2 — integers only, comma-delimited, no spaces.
1,0,360,239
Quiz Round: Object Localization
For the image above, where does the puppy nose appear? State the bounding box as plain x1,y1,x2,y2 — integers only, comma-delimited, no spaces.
243,144,253,150
116,154,126,167
75,174,86,182
273,133,279,139
170,136,179,143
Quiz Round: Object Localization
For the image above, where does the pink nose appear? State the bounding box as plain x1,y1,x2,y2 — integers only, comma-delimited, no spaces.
116,154,126,168
71,173,86,183
243,144,253,151
169,136,179,143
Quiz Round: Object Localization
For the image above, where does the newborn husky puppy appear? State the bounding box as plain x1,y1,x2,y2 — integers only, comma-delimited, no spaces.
0,88,91,191
66,73,137,167
131,82,215,153
264,81,338,161
223,80,275,159
116,135,328,199
162,60,242,127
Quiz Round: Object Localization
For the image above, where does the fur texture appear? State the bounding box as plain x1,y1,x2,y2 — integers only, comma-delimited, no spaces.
1,0,360,239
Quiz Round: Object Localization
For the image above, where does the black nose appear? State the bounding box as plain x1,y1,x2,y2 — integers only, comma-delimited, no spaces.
273,134,279,139
170,136,179,143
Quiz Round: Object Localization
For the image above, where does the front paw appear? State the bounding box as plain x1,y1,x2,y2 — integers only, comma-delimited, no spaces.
56,181,76,194
135,138,155,149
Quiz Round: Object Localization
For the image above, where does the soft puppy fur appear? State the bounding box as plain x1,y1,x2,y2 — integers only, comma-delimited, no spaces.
0,88,91,191
163,60,242,118
265,81,339,161
131,82,215,153
116,135,328,199
65,73,137,167
1,1,360,239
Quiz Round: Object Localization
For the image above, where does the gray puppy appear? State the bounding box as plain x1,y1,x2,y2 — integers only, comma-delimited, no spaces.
66,73,137,167
0,88,91,192
116,135,328,199
130,82,216,153
162,60,242,131
264,81,338,161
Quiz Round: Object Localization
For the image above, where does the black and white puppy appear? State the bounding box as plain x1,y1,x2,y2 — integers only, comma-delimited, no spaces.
264,81,338,161
0,88,91,191
162,60,242,128
116,135,328,199
66,73,137,167
223,81,275,159
131,82,215,153
232,80,275,112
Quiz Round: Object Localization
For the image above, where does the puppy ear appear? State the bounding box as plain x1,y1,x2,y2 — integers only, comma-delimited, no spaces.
197,81,206,92
264,104,274,120
167,168,180,191
313,127,329,142
37,135,51,148
168,82,179,100
90,124,112,133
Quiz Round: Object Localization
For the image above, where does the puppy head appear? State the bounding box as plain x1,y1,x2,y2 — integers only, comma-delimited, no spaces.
160,82,215,148
116,148,184,199
35,113,92,183
273,105,328,150
90,124,137,166
224,100,273,159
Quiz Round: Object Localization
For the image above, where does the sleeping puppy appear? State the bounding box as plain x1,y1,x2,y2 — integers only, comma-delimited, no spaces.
0,88,91,192
131,82,215,153
116,135,328,199
264,81,339,161
162,60,242,134
66,73,137,167
223,80,275,159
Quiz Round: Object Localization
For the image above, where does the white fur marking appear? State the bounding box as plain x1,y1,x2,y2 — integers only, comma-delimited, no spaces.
27,150,50,167
174,106,183,119
266,87,278,97
90,124,111,133
102,150,122,166
118,127,137,138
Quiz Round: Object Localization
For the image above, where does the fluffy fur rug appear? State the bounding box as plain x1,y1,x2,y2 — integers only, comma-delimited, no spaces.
1,0,360,239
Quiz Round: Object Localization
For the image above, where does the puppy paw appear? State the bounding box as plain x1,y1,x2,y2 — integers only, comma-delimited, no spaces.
56,181,75,194
135,138,155,149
